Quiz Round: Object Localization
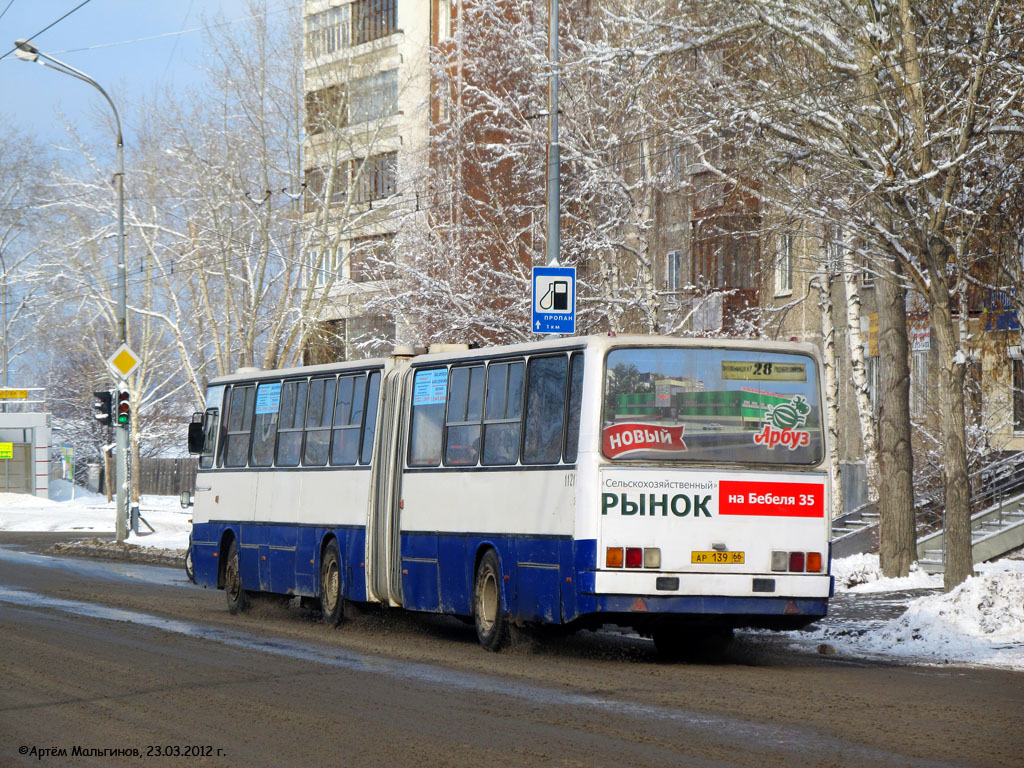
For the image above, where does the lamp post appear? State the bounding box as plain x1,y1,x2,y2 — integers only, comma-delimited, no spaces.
15,38,130,541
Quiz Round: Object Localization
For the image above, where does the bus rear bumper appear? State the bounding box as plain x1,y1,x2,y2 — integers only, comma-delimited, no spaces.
579,593,829,632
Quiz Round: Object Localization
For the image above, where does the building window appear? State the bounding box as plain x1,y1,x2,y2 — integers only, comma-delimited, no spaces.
349,234,395,282
349,69,399,125
353,0,397,46
437,0,452,40
910,350,929,417
351,152,397,204
775,231,794,295
665,250,681,291
306,85,344,136
306,5,350,58
304,165,349,212
1013,358,1024,432
305,247,344,287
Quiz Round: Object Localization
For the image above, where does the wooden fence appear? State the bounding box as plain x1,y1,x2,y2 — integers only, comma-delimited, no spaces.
135,458,198,496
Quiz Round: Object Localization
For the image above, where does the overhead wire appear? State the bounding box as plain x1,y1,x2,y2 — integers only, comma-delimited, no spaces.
0,0,94,60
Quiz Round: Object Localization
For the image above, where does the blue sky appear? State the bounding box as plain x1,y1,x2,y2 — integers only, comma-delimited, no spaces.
0,0,287,148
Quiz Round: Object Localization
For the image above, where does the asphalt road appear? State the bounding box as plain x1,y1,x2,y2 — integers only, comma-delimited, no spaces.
0,533,1020,768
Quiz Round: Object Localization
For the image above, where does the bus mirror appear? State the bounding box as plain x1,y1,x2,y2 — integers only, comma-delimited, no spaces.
180,490,193,509
187,413,205,455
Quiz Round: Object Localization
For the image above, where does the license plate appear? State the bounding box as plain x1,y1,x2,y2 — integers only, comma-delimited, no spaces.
691,550,745,564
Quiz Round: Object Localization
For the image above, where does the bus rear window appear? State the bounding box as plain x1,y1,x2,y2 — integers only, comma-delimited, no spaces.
602,347,823,465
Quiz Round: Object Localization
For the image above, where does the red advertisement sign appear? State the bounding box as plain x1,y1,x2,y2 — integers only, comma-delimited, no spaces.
718,480,824,518
603,423,686,458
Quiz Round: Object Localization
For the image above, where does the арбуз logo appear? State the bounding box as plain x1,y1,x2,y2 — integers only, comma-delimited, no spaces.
753,394,812,450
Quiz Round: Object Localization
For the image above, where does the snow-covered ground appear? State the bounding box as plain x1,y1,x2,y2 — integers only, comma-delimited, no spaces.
0,480,191,550
1,484,1021,671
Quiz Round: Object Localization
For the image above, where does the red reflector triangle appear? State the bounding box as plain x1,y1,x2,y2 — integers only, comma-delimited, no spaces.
784,600,801,615
631,598,648,612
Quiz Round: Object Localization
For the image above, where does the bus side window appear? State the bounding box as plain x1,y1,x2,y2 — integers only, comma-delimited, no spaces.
482,361,523,466
523,355,568,464
199,408,220,470
445,365,484,466
278,379,309,467
302,377,332,466
331,374,366,465
359,371,381,465
224,385,256,468
563,353,585,463
250,381,282,467
409,368,446,467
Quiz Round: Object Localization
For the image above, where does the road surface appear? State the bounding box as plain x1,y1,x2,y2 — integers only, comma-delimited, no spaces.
0,533,1020,767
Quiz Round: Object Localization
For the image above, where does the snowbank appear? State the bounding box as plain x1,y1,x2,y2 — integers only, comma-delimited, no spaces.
820,563,1024,669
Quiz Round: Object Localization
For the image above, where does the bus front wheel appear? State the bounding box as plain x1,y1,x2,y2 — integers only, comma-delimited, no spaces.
224,540,249,614
473,550,509,652
319,541,345,627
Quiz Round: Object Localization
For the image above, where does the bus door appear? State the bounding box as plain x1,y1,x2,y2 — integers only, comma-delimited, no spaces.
365,363,409,606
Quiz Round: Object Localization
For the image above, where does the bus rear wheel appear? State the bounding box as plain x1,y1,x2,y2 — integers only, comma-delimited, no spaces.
473,550,509,652
319,541,345,627
224,540,249,614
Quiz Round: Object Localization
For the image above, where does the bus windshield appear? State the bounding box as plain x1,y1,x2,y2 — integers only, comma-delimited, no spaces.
602,347,823,465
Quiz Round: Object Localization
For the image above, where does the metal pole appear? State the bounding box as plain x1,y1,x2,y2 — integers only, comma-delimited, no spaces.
114,126,128,543
14,40,129,540
546,0,560,267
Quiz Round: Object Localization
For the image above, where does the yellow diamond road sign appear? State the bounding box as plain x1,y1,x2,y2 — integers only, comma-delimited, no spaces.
108,344,141,379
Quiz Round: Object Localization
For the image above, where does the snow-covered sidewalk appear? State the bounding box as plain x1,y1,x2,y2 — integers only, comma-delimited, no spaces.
1,484,1022,671
0,480,191,551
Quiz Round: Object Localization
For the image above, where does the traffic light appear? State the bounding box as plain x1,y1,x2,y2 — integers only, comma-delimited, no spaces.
92,391,113,426
116,387,131,426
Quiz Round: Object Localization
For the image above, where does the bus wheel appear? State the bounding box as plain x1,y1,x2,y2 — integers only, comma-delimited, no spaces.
473,550,509,651
224,540,249,614
319,541,344,627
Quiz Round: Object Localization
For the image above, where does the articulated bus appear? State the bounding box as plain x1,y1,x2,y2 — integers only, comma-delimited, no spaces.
185,335,833,653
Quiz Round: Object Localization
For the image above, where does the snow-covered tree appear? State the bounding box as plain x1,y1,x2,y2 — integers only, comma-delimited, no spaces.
615,0,1024,587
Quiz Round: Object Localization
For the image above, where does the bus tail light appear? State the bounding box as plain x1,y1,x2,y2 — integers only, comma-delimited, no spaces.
606,547,624,568
772,550,821,573
625,547,643,568
643,548,661,568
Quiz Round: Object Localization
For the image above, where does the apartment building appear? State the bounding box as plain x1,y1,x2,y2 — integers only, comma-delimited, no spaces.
302,0,441,362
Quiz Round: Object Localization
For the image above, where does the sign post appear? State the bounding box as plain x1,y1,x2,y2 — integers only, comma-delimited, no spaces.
532,265,576,335
106,344,139,543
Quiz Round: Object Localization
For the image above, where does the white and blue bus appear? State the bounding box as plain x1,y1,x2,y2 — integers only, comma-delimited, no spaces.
186,335,833,652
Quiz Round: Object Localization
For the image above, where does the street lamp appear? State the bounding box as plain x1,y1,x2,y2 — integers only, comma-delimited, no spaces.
15,38,130,541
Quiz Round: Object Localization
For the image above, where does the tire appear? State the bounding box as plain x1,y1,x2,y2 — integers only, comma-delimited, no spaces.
184,534,194,583
473,549,509,652
224,539,249,614
319,540,345,627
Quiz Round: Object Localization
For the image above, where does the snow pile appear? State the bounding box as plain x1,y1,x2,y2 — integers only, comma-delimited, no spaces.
826,568,1024,669
832,552,940,592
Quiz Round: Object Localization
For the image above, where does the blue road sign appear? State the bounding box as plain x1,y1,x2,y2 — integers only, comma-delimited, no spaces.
532,266,576,335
